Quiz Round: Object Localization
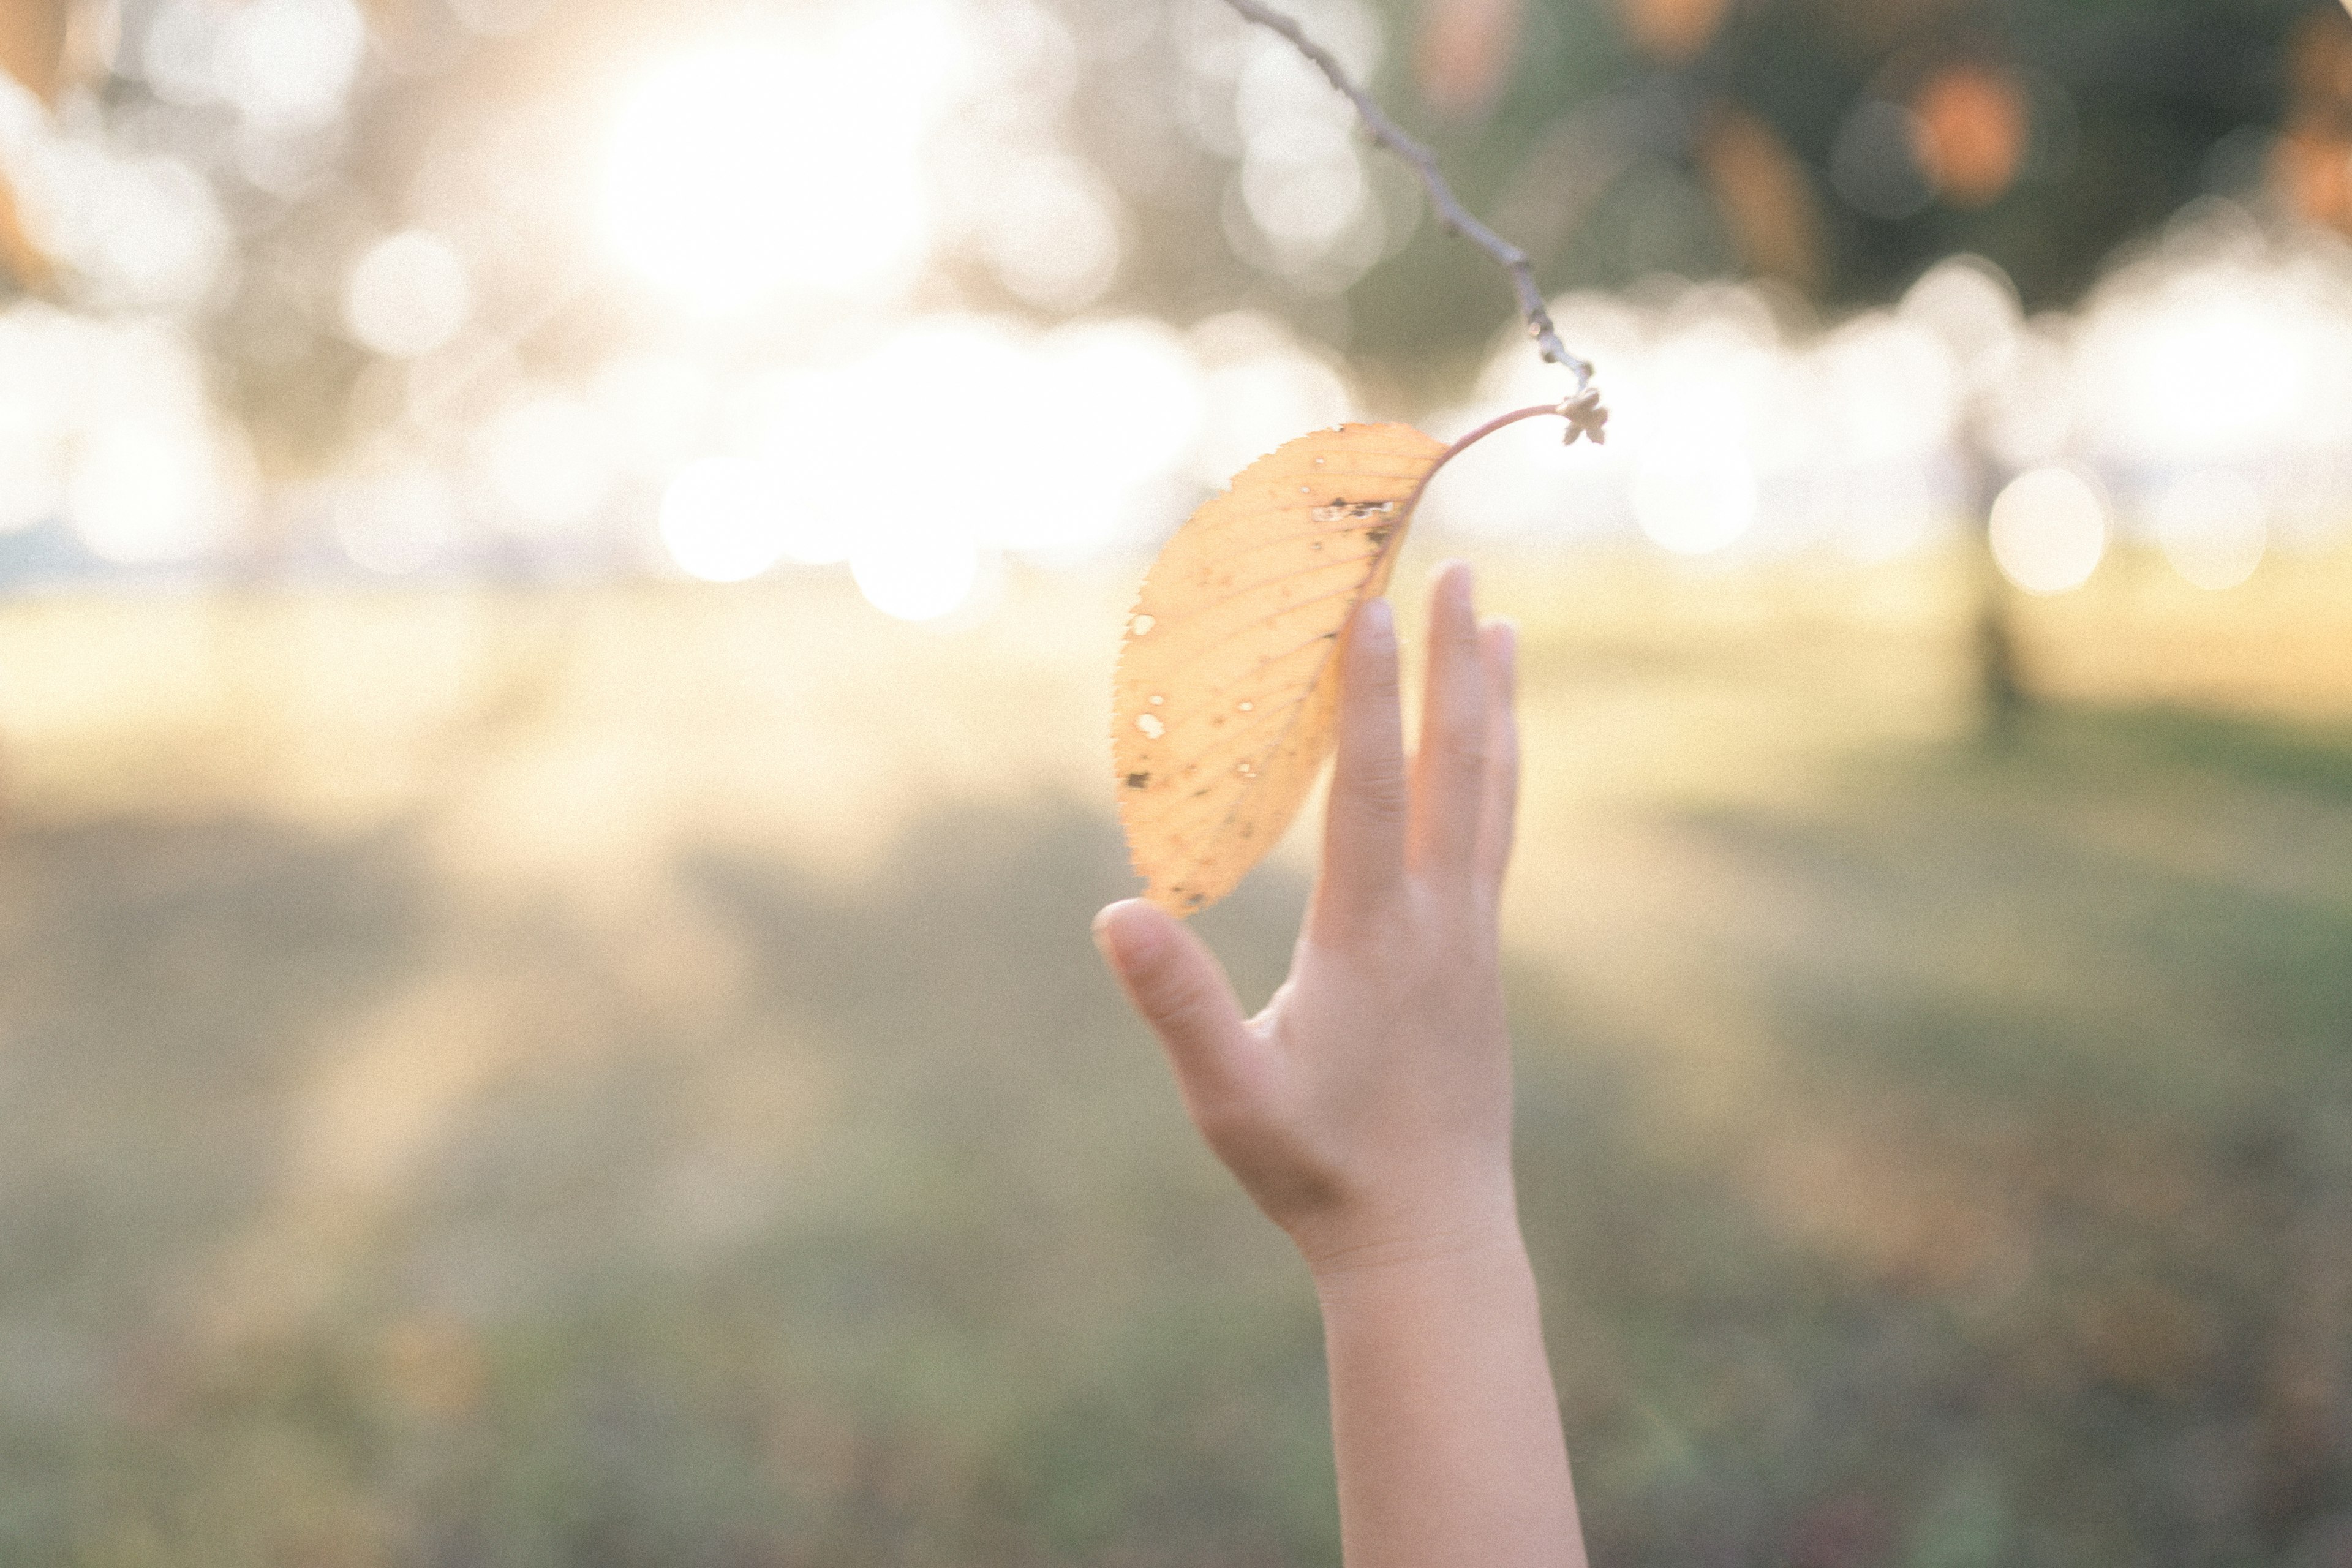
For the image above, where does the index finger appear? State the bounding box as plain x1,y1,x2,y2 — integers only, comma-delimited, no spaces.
1409,561,1489,885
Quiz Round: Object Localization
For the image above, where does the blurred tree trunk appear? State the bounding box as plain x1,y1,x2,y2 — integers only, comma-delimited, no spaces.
1958,414,2026,734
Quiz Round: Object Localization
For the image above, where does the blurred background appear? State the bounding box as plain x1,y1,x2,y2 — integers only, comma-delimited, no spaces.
1,0,2350,1562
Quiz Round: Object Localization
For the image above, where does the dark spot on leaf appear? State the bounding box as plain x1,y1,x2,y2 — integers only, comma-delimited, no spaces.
1311,498,1398,524
1125,772,1150,789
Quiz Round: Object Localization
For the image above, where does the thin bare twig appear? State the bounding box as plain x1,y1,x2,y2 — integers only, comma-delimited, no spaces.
1219,0,1605,442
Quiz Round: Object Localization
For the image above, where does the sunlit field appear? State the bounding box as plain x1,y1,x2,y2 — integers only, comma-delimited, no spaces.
2,546,2348,1567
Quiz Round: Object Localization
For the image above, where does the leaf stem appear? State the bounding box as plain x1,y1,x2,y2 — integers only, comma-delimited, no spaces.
1398,399,1600,524
1218,0,1606,434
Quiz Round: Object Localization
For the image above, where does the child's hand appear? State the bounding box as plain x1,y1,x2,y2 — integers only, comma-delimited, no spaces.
1094,562,1521,1275
1098,564,1583,1568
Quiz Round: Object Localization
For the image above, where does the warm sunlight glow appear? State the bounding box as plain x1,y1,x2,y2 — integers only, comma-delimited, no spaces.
600,12,959,313
730,314,1205,568
660,458,791,583
851,532,981,622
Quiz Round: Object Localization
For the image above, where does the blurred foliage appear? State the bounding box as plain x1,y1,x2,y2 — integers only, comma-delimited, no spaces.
1024,0,2351,391
1323,0,2337,385
10,0,2348,471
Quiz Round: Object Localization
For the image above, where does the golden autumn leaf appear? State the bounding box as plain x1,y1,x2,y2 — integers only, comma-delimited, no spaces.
1113,421,1449,916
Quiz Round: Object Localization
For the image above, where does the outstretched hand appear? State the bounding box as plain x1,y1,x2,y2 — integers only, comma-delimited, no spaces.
1093,561,1521,1274
1096,563,1582,1568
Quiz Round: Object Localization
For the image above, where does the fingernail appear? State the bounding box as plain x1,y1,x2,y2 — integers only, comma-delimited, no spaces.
1093,900,1158,966
1357,596,1393,641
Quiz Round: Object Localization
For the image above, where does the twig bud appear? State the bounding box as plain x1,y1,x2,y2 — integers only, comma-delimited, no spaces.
1556,388,1609,447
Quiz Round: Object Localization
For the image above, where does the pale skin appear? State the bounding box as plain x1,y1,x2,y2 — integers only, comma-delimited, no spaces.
1093,562,1589,1568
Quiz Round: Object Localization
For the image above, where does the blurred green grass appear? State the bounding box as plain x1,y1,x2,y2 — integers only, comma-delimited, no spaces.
0,551,2347,1567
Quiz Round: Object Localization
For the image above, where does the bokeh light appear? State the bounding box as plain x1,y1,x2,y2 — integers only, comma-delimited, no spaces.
333,467,461,576
1425,281,1967,560
2078,270,2317,467
851,530,983,622
1219,0,1388,288
2153,468,2267,591
143,0,368,134
9,128,232,311
968,152,1123,311
660,458,790,584
1899,255,2021,388
476,393,614,535
213,0,368,132
1989,465,2106,594
1634,447,1758,556
1241,117,1370,258
1909,64,2028,208
2,0,2335,598
67,416,244,565
345,232,472,359
1189,311,1356,483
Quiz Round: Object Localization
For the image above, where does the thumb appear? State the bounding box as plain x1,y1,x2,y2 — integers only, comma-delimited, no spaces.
1093,899,1259,1113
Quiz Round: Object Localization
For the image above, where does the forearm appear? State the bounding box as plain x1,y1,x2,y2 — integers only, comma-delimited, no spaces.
1313,1227,1587,1568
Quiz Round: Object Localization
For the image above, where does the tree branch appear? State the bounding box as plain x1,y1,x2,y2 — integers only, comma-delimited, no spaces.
1219,0,1607,443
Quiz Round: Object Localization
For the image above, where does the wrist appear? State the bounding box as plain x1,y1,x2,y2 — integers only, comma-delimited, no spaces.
1300,1204,1528,1292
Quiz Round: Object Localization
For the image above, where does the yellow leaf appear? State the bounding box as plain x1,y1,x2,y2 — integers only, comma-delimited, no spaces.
1113,421,1449,915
